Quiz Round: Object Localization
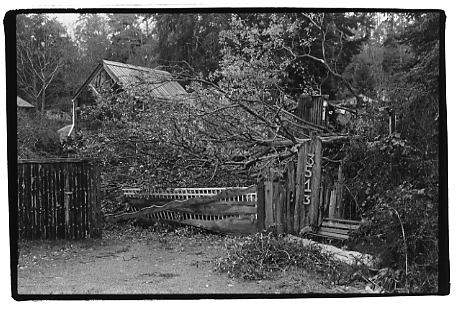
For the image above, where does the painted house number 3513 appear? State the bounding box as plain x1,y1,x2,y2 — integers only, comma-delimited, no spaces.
304,153,314,205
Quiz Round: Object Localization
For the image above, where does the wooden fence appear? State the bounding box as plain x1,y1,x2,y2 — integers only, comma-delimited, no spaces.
257,135,323,235
118,135,357,237
115,186,257,235
17,158,102,240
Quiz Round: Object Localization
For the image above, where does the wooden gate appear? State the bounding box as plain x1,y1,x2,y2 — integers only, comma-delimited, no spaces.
17,158,102,240
257,134,323,235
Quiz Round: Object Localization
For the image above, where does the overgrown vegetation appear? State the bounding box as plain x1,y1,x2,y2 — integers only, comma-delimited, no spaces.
14,12,442,294
215,233,346,282
339,13,441,293
17,111,67,159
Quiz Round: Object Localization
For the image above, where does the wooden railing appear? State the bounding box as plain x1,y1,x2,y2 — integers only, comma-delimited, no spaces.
122,187,257,202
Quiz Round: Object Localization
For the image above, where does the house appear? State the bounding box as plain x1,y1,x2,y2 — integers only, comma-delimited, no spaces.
64,59,189,136
17,96,34,109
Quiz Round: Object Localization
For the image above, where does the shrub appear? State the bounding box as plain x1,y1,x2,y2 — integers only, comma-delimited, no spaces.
215,233,346,282
343,134,439,293
17,111,66,159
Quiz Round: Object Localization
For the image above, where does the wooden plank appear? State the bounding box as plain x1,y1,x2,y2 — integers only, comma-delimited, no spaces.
328,189,337,219
37,164,46,239
43,164,49,239
336,165,344,219
71,163,77,239
286,161,295,235
31,162,38,239
318,183,324,222
75,162,82,238
306,133,322,227
87,162,94,237
93,161,102,238
315,230,349,240
294,142,307,235
50,163,56,240
24,163,31,239
323,218,361,225
80,163,86,238
80,162,86,238
322,222,359,231
264,181,274,229
83,162,89,238
319,226,351,235
276,182,286,235
323,182,331,221
257,181,265,232
61,163,67,239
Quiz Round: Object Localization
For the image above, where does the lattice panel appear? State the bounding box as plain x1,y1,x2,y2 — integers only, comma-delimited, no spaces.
122,187,257,202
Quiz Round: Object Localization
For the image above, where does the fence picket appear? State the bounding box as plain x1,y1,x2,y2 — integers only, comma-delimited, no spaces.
17,159,101,240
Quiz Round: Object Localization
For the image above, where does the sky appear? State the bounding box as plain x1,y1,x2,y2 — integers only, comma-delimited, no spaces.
49,13,80,37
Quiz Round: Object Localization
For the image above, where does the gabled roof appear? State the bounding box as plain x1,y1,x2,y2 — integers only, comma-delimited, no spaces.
17,96,34,108
72,59,188,101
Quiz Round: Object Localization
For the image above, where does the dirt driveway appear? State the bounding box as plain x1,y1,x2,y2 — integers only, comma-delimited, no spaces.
16,225,359,297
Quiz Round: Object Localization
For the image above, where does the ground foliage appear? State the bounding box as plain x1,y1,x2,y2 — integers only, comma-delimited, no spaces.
215,233,347,283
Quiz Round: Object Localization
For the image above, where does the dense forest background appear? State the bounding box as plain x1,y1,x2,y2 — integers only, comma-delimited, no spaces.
14,11,444,293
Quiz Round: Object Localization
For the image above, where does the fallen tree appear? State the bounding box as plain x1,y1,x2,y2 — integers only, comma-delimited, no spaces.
286,235,376,267
106,186,257,222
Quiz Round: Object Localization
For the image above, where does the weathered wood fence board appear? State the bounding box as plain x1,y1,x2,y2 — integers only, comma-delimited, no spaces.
116,186,258,235
257,136,326,235
297,95,327,130
17,158,102,240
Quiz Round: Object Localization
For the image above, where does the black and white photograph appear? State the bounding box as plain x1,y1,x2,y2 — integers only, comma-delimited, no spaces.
4,3,450,301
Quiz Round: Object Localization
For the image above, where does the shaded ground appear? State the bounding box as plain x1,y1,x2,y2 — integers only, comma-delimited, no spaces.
17,224,364,296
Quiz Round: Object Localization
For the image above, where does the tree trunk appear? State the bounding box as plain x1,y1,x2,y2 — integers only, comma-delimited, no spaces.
41,87,46,114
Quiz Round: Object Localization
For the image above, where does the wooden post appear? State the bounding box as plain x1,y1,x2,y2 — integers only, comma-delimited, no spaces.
294,143,307,235
323,180,331,221
275,182,286,235
257,181,266,232
264,181,274,229
92,160,101,238
335,165,344,219
318,183,324,223
64,168,70,239
305,133,323,228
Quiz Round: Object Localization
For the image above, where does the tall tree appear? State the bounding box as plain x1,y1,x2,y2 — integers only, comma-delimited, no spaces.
106,14,143,63
74,14,111,75
153,13,230,77
16,14,72,113
281,12,375,100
